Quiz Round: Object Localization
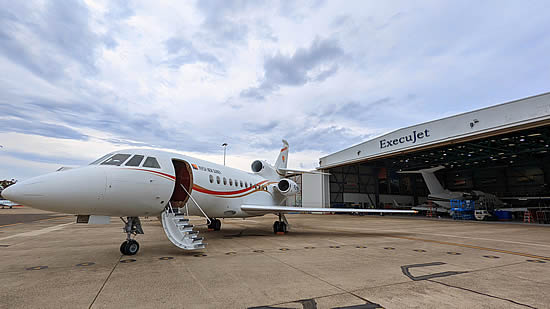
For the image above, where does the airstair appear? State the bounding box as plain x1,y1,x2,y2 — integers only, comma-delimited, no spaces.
161,205,206,250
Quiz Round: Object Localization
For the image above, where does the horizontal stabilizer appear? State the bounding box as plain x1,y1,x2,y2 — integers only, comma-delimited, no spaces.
397,166,445,174
241,205,416,214
277,168,330,175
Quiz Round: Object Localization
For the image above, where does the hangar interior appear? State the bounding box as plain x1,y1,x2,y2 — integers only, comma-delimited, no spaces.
313,92,550,221
326,123,550,210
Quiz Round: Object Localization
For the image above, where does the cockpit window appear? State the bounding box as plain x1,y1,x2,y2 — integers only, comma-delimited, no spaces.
125,155,145,167
143,157,161,168
101,154,131,166
89,153,112,165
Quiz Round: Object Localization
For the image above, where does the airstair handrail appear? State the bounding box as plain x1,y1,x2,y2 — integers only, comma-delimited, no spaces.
180,184,211,225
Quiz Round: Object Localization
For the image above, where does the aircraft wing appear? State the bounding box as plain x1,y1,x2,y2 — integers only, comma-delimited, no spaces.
277,168,330,175
241,205,416,214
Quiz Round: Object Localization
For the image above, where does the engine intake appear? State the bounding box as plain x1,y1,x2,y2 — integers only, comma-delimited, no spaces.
251,160,264,173
277,179,299,196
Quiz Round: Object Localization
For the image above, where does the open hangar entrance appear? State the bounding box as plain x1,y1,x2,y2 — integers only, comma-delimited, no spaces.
325,122,550,212
317,92,550,221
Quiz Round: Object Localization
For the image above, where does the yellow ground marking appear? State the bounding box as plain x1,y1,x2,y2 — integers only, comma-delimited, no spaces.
390,235,550,261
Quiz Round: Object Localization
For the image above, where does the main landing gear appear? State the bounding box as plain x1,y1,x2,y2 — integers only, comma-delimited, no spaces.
120,217,144,255
273,213,288,234
208,218,221,231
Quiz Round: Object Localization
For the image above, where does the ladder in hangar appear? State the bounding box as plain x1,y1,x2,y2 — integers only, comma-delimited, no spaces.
161,204,206,250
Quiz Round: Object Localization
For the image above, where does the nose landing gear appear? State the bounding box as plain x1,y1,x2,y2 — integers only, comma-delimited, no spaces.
120,217,144,255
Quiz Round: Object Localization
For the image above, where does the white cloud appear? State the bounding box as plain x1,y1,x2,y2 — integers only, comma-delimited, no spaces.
1,1,549,180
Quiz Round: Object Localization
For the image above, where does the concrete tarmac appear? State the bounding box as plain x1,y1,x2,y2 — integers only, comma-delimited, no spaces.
0,207,549,308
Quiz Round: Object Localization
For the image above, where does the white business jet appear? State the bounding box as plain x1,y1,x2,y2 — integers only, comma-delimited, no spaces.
2,140,415,255
398,166,504,211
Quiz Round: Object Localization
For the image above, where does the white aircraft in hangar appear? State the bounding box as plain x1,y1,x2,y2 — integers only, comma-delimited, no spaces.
2,140,415,255
398,166,505,212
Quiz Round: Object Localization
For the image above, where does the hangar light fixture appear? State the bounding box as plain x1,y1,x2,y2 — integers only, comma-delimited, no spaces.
501,137,509,141
508,144,515,146
528,133,542,137
519,138,525,142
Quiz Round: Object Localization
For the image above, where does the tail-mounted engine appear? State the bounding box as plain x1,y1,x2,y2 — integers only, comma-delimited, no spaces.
251,160,280,179
276,179,300,196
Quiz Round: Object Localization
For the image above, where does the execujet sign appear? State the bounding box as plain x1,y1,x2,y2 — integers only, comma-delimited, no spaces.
379,129,431,149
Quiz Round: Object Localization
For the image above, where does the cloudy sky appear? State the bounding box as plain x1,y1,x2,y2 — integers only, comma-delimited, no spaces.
1,1,549,180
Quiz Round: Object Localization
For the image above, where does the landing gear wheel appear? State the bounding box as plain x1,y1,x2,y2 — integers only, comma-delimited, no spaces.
208,218,222,231
273,221,280,234
281,222,287,233
120,241,129,255
214,219,221,231
126,239,139,255
273,221,287,234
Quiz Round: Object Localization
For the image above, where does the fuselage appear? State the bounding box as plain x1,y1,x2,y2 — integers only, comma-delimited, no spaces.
2,149,284,218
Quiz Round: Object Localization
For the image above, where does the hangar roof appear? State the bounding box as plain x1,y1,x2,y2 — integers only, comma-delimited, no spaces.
319,92,550,169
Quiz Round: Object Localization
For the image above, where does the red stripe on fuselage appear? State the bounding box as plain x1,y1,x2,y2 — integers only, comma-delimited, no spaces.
124,168,176,180
193,180,268,196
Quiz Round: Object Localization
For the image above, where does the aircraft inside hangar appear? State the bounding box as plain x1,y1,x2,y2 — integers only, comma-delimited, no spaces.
311,92,550,223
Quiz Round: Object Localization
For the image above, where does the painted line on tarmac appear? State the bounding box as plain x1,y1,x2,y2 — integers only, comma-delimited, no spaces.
316,226,550,248
0,222,73,241
390,235,550,261
0,215,72,228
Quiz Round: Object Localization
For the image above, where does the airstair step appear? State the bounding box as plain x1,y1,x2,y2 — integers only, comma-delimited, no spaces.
161,210,207,251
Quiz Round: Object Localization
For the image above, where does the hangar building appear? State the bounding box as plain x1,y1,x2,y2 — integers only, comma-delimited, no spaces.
300,92,550,213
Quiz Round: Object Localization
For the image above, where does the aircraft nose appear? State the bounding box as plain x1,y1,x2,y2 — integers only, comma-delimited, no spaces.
0,181,45,206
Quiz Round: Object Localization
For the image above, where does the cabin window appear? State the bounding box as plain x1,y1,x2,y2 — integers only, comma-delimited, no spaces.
216,176,221,184
143,157,161,168
223,177,227,185
101,154,131,166
240,180,243,187
89,153,112,165
229,178,233,186
125,155,144,167
209,175,214,183
245,182,248,188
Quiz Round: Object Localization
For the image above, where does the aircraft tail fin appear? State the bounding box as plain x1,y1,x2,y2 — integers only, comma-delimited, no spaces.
398,166,445,194
274,139,289,170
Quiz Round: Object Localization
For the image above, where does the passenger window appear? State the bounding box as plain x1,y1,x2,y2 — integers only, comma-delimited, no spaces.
143,157,161,168
101,154,131,166
125,155,144,167
245,182,248,188
229,178,233,186
216,176,221,184
89,153,112,165
240,180,243,187
209,175,214,183
223,177,227,185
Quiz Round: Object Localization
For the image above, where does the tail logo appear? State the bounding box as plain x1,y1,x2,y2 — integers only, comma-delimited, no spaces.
282,155,285,162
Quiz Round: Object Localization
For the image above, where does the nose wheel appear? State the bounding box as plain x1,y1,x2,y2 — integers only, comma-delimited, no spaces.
120,239,140,255
120,217,144,255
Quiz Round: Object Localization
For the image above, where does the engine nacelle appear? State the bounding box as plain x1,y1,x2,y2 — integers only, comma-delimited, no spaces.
276,179,300,196
251,160,280,179
251,160,266,173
